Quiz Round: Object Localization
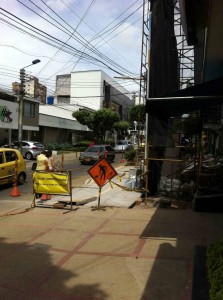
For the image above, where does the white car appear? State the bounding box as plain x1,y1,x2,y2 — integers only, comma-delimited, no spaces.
10,141,45,160
114,140,134,153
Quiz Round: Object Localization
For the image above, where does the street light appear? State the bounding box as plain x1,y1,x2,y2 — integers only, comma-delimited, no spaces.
18,59,41,153
22,59,41,69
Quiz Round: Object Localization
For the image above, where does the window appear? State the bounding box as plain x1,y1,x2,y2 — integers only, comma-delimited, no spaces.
0,152,3,164
24,102,35,117
5,151,18,162
117,141,127,145
87,146,99,152
105,146,113,151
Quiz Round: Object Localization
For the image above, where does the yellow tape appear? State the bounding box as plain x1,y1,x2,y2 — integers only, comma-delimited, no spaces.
110,180,147,193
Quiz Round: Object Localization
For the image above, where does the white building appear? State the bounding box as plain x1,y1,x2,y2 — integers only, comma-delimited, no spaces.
55,70,133,120
39,104,91,145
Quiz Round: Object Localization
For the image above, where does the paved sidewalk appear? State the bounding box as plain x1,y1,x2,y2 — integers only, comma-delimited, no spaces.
1,162,223,299
1,203,223,299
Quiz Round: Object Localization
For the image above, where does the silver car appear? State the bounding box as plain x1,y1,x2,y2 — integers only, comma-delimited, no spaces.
10,141,45,160
79,145,115,165
114,140,134,153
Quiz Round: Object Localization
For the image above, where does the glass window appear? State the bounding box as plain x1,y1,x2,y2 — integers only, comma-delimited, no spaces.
24,102,35,117
0,152,3,164
33,143,44,147
5,151,18,162
105,146,113,151
87,147,97,152
117,141,127,145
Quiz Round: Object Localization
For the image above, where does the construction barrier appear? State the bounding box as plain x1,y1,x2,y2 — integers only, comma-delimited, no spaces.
33,170,73,211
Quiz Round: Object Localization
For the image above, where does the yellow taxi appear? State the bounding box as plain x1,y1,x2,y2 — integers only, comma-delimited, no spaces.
0,148,26,186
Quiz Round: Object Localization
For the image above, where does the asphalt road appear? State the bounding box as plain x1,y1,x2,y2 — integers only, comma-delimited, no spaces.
0,152,123,197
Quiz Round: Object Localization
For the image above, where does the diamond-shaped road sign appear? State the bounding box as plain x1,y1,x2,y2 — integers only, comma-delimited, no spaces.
88,158,117,188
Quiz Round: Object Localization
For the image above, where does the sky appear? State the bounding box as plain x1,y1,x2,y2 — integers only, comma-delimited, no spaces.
0,0,145,98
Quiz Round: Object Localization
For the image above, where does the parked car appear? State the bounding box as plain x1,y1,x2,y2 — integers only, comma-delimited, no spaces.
0,148,26,185
10,141,45,160
114,140,134,153
79,145,115,165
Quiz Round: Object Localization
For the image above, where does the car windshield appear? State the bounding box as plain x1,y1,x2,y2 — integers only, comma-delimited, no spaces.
105,146,113,151
86,146,112,153
117,141,127,145
86,146,100,152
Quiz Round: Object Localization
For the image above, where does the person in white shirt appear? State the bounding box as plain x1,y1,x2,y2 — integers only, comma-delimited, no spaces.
46,150,58,171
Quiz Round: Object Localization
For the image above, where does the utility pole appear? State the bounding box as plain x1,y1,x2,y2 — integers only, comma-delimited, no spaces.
18,68,25,153
17,59,41,153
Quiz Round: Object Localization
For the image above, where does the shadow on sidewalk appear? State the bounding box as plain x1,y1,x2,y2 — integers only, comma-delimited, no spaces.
138,208,223,300
0,237,108,299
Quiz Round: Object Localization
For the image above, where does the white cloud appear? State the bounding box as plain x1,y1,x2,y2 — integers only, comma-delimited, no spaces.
45,0,77,12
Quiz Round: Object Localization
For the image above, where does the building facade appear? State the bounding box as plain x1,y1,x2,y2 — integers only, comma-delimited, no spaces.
0,90,91,146
55,70,133,120
0,91,39,145
1,70,133,146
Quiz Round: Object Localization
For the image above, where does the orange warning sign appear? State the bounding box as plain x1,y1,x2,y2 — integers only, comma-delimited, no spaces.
88,158,117,188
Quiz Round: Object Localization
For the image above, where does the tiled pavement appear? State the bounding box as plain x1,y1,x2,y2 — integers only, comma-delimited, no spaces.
1,163,223,299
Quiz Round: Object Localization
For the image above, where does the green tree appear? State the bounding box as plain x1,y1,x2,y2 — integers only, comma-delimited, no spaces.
128,104,146,124
113,121,130,139
73,108,120,142
93,109,120,142
72,110,94,129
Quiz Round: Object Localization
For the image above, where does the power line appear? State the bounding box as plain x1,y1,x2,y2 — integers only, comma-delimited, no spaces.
0,2,142,96
15,1,137,77
59,0,141,70
0,8,132,76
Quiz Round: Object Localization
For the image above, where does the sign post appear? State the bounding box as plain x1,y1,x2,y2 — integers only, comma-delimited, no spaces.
88,158,117,211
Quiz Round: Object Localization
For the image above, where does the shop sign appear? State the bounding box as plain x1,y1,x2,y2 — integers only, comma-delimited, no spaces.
0,106,13,123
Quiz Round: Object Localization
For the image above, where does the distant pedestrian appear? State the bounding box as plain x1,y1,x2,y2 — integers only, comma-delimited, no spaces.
46,150,58,171
34,150,48,199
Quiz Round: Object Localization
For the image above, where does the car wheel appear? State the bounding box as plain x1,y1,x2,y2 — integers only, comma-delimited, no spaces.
17,172,26,185
25,152,33,160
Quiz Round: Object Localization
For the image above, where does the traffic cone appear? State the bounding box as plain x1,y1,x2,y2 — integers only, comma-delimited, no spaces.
40,194,51,201
10,185,21,197
10,160,21,197
120,147,125,163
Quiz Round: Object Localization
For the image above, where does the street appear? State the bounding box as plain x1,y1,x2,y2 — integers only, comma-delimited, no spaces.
0,152,123,198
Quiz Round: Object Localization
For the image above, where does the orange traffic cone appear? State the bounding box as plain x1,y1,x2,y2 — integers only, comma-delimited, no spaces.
10,185,21,197
120,146,125,163
40,194,51,201
10,160,20,197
